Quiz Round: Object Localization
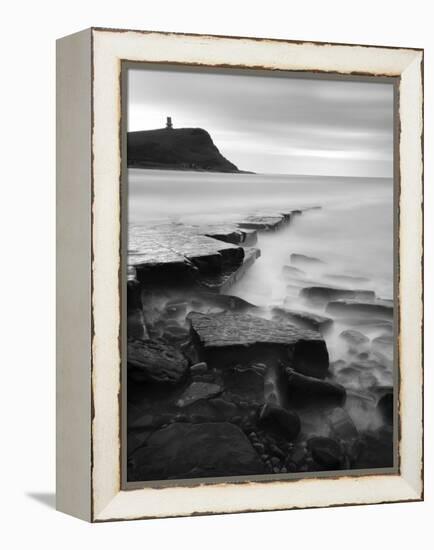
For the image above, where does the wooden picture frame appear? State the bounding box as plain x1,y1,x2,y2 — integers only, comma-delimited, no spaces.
56,27,423,522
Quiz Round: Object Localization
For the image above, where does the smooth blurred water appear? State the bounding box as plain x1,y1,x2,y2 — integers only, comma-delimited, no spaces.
129,168,393,300
128,168,395,442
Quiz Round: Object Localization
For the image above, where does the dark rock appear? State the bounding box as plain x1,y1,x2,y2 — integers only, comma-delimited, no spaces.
253,442,265,453
190,361,208,374
163,326,190,344
129,412,173,430
326,300,393,320
354,428,394,468
340,329,370,346
198,247,260,292
223,364,265,405
196,292,257,312
307,437,342,469
188,311,329,379
258,403,301,441
129,422,265,481
290,253,324,267
377,392,393,424
327,407,358,439
285,368,346,409
271,306,333,333
208,397,238,419
301,286,375,304
176,381,223,408
180,340,199,365
127,338,188,384
127,308,148,339
127,279,143,310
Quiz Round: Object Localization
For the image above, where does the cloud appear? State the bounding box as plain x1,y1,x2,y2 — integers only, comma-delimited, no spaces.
128,66,394,177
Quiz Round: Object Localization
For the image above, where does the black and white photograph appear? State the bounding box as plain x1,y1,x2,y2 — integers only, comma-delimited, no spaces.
125,65,395,483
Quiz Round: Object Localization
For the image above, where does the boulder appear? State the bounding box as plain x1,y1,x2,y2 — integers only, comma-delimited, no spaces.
258,403,301,441
129,422,265,481
300,286,375,304
127,338,188,384
187,311,329,379
307,437,343,469
176,382,223,408
284,367,346,409
326,300,393,320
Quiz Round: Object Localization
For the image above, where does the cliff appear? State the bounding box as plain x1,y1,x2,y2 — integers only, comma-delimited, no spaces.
127,127,240,172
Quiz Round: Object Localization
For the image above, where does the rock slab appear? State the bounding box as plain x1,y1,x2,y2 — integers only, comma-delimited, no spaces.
127,338,188,384
188,311,329,378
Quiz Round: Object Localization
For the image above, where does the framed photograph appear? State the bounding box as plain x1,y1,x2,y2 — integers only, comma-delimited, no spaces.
56,27,423,522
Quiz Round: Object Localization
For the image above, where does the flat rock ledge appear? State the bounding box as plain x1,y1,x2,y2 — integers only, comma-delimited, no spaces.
187,311,329,379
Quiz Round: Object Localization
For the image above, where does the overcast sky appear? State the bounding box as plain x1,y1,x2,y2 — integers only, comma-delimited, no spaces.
128,67,394,178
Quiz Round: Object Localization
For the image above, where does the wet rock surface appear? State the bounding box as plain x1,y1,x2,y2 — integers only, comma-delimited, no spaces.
126,206,395,481
129,422,265,481
285,368,346,409
258,403,301,441
188,311,329,378
127,339,189,384
301,286,375,305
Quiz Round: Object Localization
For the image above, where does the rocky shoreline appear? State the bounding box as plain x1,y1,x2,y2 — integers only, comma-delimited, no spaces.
127,208,394,482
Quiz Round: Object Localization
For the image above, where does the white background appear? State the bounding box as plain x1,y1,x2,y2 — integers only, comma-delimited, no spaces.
1,1,431,547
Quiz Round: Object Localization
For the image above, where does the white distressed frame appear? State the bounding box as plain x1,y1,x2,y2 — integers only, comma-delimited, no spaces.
57,28,423,522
